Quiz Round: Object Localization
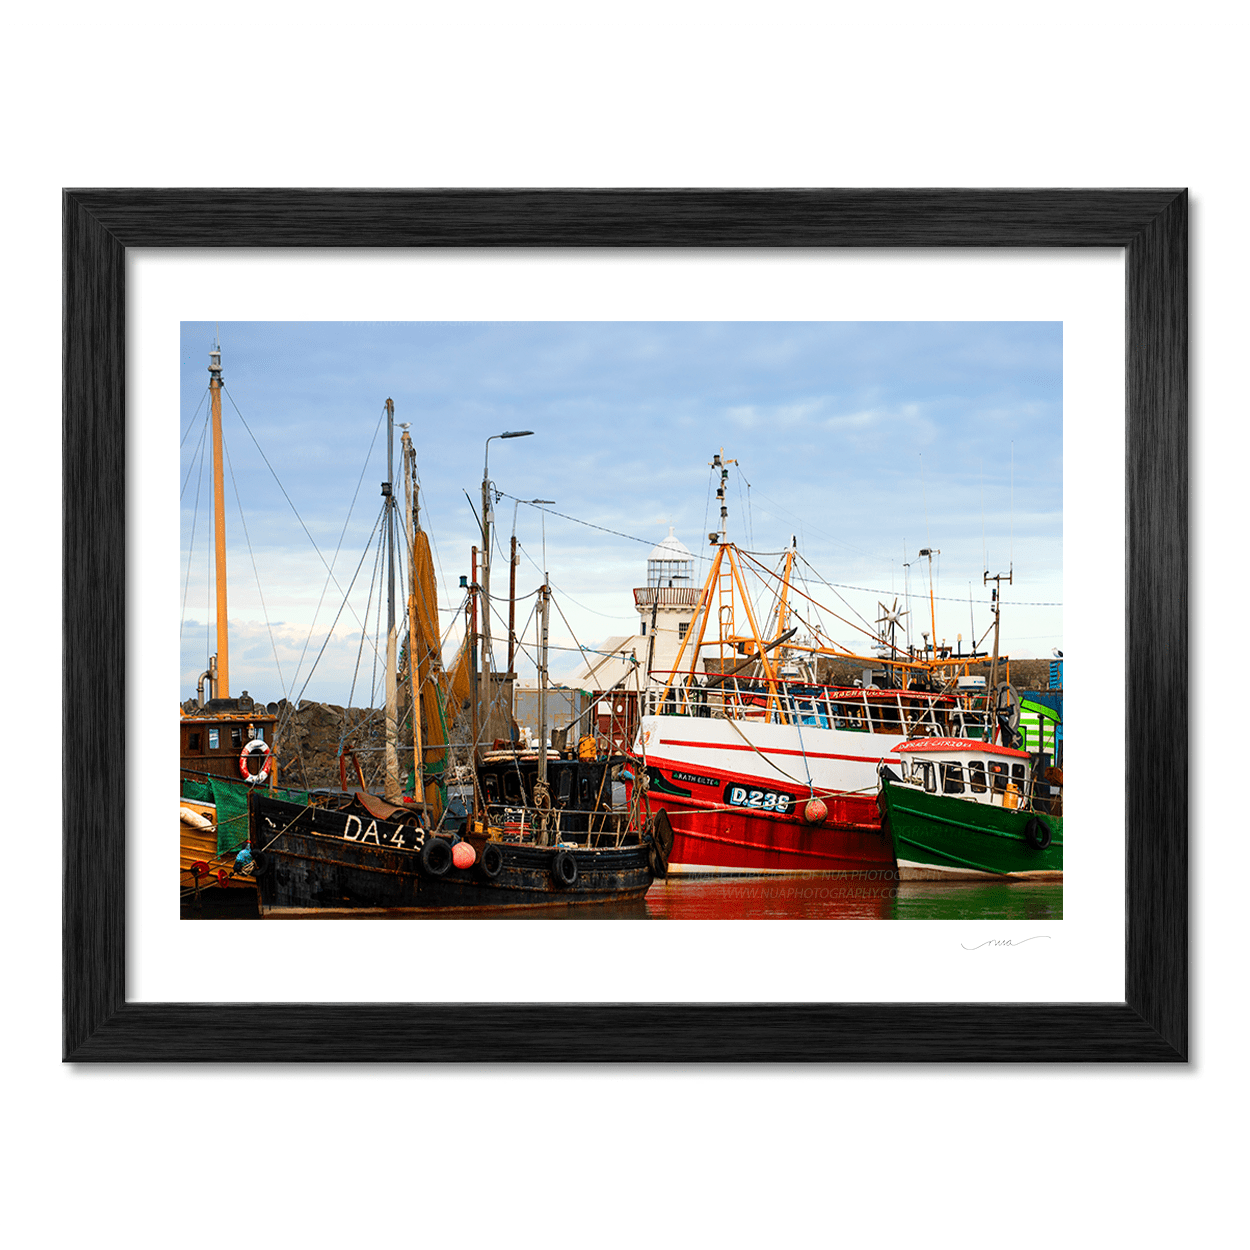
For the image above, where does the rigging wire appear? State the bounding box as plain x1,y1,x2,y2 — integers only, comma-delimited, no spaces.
495,491,656,550
698,465,715,576
278,504,386,741
179,409,211,501
347,507,386,714
512,539,637,623
180,386,210,450
264,400,389,702
367,520,387,710
222,429,290,702
223,385,382,639
179,413,211,643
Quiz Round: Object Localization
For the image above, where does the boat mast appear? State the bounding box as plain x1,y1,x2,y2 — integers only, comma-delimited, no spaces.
919,546,940,662
401,427,425,806
469,546,480,762
383,398,400,802
984,566,1013,697
208,340,229,699
774,535,797,643
537,579,550,786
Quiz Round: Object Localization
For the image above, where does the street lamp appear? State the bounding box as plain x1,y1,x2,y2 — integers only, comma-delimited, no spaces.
481,430,534,677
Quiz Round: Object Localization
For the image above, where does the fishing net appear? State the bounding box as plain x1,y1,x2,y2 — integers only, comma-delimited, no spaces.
180,776,310,855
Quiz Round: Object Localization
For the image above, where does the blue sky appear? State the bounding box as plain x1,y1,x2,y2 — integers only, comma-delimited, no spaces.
180,321,1062,705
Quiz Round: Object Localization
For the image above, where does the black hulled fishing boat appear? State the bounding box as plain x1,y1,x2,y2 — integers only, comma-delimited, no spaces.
248,401,670,913
250,755,670,911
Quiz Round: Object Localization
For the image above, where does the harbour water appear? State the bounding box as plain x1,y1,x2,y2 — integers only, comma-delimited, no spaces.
272,876,1062,920
496,877,1062,920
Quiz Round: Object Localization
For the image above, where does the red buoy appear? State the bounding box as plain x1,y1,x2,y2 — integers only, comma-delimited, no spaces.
452,841,476,869
803,798,828,825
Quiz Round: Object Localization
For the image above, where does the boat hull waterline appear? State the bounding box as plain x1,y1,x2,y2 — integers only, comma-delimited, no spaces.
250,794,654,910
635,715,899,875
878,779,1063,882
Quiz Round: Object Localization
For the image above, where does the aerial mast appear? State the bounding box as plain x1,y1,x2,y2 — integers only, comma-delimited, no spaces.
208,339,229,699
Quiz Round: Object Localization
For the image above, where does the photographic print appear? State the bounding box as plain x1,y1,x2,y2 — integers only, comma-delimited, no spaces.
179,319,1062,922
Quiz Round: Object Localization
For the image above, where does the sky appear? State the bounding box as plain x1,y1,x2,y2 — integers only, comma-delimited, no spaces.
179,321,1062,707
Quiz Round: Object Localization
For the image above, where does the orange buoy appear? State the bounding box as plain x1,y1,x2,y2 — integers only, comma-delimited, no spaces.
452,841,476,869
803,797,828,825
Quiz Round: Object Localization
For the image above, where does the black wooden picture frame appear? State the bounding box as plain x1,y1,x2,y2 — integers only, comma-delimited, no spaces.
63,188,1187,1062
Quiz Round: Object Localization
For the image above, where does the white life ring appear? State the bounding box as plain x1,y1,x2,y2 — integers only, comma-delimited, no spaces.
239,738,271,785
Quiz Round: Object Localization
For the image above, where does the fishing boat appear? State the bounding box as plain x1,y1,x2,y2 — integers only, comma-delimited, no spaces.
877,737,1063,881
249,753,667,911
249,401,669,912
630,453,1025,876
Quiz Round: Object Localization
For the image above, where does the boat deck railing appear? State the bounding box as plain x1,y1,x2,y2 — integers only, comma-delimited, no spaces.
481,802,639,848
650,672,994,738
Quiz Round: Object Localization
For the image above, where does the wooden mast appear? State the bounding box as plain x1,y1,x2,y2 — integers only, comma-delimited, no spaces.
383,398,400,802
402,427,425,808
208,341,229,699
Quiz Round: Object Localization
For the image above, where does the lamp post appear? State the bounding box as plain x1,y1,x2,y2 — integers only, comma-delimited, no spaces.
481,432,533,758
481,431,533,675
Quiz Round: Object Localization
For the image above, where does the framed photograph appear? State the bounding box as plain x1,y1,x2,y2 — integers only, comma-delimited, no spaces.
64,189,1186,1061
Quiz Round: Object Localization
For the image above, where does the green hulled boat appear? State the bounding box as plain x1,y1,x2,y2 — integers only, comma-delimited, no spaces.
878,737,1062,881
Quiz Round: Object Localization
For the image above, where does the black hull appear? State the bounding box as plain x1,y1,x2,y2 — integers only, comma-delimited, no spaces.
250,794,654,911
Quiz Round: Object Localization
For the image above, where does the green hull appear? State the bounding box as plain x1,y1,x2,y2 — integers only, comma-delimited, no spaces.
880,779,1063,880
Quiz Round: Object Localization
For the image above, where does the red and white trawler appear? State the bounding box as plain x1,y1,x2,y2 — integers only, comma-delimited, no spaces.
629,455,1019,876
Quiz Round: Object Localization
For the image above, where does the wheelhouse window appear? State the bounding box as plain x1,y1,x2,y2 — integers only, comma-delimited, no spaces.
921,762,936,793
208,728,220,750
989,761,1008,791
831,702,867,732
941,762,965,794
968,760,987,792
231,726,243,749
187,731,201,753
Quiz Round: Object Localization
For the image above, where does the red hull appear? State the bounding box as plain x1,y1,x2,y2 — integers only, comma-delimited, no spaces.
633,761,894,875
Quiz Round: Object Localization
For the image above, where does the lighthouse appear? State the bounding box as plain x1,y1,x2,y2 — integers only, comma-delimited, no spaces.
634,527,700,701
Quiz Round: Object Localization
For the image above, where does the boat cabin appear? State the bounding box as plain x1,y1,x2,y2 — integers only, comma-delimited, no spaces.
889,737,1036,809
181,692,278,784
